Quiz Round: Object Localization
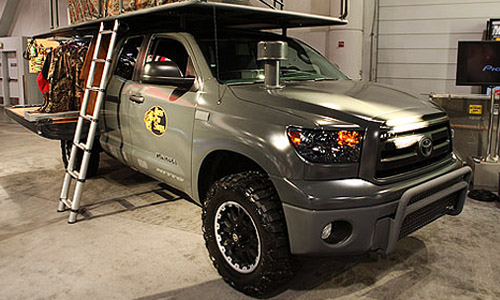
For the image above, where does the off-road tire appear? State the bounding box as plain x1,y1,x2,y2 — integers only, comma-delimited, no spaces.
202,171,295,298
61,140,100,178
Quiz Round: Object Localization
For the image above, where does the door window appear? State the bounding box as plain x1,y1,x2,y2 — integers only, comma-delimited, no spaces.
145,38,194,77
115,36,144,80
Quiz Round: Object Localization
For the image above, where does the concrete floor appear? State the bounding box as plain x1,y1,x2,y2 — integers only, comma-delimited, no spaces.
1,107,500,300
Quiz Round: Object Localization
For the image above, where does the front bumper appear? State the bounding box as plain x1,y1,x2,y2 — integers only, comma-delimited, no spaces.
278,166,472,256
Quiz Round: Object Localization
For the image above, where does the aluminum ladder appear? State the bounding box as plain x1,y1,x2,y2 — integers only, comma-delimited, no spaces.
58,20,120,224
257,0,284,10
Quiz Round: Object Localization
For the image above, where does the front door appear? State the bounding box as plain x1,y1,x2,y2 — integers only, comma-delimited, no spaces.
127,35,198,192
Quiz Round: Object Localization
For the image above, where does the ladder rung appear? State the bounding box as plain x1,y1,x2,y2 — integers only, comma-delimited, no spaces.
74,142,90,152
67,169,80,179
86,86,105,92
93,58,112,63
80,114,97,122
67,169,86,182
100,30,115,35
60,198,72,209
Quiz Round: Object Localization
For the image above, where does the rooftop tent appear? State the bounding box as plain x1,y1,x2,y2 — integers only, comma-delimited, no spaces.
35,0,346,38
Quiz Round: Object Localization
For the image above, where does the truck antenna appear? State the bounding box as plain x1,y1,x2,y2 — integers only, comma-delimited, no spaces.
213,6,220,83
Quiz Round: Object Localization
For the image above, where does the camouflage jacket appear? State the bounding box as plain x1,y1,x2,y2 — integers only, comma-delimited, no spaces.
39,42,88,113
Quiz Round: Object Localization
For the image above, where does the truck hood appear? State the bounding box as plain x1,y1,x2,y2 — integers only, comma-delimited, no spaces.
229,80,444,126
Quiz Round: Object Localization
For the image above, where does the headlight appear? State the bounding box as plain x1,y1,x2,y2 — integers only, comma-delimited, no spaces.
287,127,363,163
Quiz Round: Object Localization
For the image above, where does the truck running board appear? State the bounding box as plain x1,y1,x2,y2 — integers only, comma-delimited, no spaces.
57,20,120,224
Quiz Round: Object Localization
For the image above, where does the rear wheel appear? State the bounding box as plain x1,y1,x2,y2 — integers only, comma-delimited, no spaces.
202,171,294,298
60,140,100,178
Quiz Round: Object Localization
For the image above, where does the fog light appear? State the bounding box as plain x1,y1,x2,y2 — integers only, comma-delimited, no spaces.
321,223,332,240
322,221,353,245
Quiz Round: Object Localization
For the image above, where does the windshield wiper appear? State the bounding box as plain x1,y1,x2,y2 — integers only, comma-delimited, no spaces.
314,78,340,82
226,80,264,86
282,77,340,82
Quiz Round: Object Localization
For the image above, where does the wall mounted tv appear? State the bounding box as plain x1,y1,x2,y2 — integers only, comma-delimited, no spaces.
456,41,500,86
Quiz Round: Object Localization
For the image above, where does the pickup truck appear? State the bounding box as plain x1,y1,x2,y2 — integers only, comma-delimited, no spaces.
8,1,472,297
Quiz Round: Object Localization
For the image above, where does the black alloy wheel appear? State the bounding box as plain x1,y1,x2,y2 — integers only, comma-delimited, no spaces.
214,201,261,274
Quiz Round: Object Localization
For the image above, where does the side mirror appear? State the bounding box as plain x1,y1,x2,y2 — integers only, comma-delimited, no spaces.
141,60,195,88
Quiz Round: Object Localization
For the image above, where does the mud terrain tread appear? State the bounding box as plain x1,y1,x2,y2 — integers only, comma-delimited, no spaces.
202,171,294,298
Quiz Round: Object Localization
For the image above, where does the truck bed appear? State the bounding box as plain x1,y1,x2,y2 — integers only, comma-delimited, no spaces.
6,106,87,141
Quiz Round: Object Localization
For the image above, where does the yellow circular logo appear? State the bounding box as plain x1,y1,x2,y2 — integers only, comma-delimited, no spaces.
144,106,167,136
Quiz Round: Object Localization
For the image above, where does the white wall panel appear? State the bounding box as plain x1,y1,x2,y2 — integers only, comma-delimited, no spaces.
378,63,457,80
287,0,364,80
379,33,479,50
8,80,18,98
379,49,458,64
377,78,472,95
9,0,50,36
8,0,69,36
376,0,497,94
379,3,500,21
289,28,328,55
380,0,499,8
379,18,485,35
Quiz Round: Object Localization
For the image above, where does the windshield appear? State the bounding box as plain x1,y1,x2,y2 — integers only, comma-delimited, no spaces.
195,32,348,84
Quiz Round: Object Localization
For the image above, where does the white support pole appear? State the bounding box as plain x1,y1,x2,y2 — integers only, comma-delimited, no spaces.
486,87,497,162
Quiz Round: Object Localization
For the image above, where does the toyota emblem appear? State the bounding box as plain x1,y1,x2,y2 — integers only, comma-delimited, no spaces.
419,137,433,158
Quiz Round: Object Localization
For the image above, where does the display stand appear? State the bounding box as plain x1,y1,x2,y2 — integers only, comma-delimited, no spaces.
453,40,500,193
486,85,499,162
471,86,500,192
430,91,500,191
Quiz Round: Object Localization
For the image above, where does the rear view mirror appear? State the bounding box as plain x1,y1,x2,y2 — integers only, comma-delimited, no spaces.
141,60,195,88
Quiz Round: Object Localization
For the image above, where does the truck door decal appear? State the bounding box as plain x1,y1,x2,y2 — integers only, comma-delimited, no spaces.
144,106,168,136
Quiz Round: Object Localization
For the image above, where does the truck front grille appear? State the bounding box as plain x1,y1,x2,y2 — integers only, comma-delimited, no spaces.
407,175,464,206
399,191,460,239
376,121,452,179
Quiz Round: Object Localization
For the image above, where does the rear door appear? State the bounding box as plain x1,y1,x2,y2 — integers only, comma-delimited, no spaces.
126,34,198,192
101,35,145,165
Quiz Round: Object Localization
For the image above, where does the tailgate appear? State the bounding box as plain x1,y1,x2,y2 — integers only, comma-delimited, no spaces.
6,106,83,141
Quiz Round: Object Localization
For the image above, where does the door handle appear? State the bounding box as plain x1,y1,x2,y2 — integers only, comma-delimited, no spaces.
129,94,144,104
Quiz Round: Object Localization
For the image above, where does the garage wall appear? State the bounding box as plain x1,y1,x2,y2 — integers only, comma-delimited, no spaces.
7,0,68,37
284,0,366,80
376,0,500,95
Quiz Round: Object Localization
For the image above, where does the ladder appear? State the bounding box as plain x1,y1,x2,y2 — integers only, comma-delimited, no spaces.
257,0,284,10
58,20,120,224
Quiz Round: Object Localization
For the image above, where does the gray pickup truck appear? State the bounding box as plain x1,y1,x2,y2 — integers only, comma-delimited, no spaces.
8,1,472,297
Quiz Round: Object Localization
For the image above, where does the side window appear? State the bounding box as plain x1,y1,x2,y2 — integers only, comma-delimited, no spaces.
145,38,193,77
115,36,144,80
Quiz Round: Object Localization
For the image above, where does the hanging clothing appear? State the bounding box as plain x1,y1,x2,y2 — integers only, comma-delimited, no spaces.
37,50,52,112
36,50,52,95
41,51,52,81
36,72,50,94
39,42,89,113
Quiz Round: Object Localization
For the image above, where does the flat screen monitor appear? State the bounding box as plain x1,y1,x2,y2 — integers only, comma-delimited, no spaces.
456,41,500,86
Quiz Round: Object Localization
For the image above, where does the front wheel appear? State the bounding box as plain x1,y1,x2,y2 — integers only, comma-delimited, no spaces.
202,171,295,298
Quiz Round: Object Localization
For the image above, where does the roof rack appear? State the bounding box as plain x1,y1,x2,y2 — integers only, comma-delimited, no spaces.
37,0,346,39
